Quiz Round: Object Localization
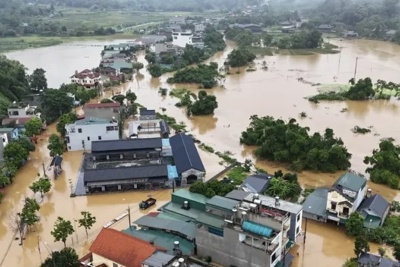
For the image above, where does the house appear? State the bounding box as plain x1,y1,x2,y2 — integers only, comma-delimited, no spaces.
65,117,119,151
7,103,37,119
357,252,400,267
172,32,194,48
100,58,133,74
279,21,294,27
70,69,101,89
104,43,136,51
152,43,183,56
139,35,168,46
194,24,206,32
241,173,273,193
192,36,204,49
169,16,186,25
344,31,359,38
129,119,170,139
302,188,329,222
88,228,166,267
326,172,367,224
141,252,176,267
357,191,390,229
386,29,397,38
139,109,157,120
83,102,121,121
169,133,205,186
230,23,263,33
225,190,251,201
317,24,334,32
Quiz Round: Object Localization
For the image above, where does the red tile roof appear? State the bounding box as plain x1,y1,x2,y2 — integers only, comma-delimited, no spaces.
71,69,101,79
84,102,121,109
90,228,162,267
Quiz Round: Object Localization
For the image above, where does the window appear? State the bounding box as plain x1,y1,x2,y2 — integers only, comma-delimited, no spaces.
297,214,300,221
106,126,114,131
98,136,102,140
296,226,300,234
331,202,337,210
271,252,277,263
87,137,90,141
78,128,82,133
68,146,71,150
114,126,119,130
66,137,70,143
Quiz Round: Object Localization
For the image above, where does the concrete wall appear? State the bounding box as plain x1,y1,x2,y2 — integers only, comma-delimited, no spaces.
196,226,277,267
289,211,302,242
84,107,119,121
353,186,367,211
303,211,326,222
92,253,122,267
181,169,205,184
172,33,193,48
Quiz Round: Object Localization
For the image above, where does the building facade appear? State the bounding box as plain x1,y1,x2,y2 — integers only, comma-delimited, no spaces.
65,117,119,151
70,69,101,89
7,103,37,119
172,32,193,48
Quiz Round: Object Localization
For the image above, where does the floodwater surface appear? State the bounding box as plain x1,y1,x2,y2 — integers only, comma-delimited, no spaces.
2,38,400,267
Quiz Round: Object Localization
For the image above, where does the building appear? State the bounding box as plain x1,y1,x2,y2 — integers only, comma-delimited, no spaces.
326,172,367,224
139,109,157,120
170,133,205,185
302,188,329,222
100,58,133,74
70,69,101,89
65,117,119,151
357,252,400,267
357,192,390,229
85,228,166,267
83,102,121,121
241,173,273,193
317,24,334,32
104,43,136,51
169,16,186,25
152,43,183,56
344,31,359,38
172,32,193,48
194,24,206,32
230,23,263,33
6,103,37,119
129,119,170,139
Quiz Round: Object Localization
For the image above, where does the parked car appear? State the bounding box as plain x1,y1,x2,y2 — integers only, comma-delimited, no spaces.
139,198,156,209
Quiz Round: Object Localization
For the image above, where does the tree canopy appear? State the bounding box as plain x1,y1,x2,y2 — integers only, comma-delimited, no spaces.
78,211,96,238
167,63,221,88
190,180,235,198
265,172,302,201
345,212,365,237
29,68,48,92
227,48,256,67
51,217,75,247
189,91,218,115
57,113,77,137
30,177,52,198
41,247,80,267
364,139,400,189
24,117,43,137
240,115,351,172
41,89,74,123
48,134,65,157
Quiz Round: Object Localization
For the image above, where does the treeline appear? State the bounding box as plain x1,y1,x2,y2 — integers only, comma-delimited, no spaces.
167,63,221,88
240,115,351,172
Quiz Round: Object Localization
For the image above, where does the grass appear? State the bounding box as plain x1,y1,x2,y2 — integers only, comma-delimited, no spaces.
249,47,274,56
227,166,248,185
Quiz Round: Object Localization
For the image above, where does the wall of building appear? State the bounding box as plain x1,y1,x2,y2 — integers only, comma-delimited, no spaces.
353,186,367,211
326,191,349,213
246,212,284,232
172,33,193,48
302,212,327,222
92,253,122,267
66,123,119,151
84,107,119,121
289,211,302,242
196,226,279,267
181,169,205,184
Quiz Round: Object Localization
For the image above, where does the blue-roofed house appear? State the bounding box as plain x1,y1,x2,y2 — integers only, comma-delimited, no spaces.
326,172,367,224
358,252,400,267
241,173,273,193
357,193,390,229
169,133,205,186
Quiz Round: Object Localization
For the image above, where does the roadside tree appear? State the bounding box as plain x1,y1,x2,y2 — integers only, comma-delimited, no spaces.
41,247,80,267
24,117,42,137
30,177,52,198
51,217,74,247
78,211,96,238
47,134,64,156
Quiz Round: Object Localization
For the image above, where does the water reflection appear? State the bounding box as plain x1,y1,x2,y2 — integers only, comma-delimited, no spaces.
189,115,218,134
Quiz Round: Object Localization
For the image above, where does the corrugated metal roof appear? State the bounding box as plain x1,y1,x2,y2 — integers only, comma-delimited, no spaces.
206,196,239,211
333,172,367,192
142,252,174,267
172,189,208,204
196,213,224,230
358,194,389,220
302,188,328,218
242,220,273,238
163,202,203,220
242,174,272,193
225,190,251,201
169,133,205,174
91,138,162,153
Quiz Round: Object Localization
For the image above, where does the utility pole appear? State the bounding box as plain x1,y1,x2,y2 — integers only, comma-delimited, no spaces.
127,206,131,230
353,57,359,80
42,163,47,177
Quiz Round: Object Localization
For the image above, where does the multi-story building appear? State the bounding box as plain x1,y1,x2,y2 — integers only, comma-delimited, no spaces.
83,102,121,121
172,32,193,48
70,69,101,89
65,117,119,151
7,103,37,119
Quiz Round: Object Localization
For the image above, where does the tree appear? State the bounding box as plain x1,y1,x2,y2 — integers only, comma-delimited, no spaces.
29,68,47,92
354,235,370,257
112,94,126,105
189,91,218,115
227,48,256,67
145,52,156,64
47,134,65,157
21,197,40,229
100,98,114,103
203,25,226,51
126,92,137,104
41,89,74,123
57,113,77,136
41,247,80,267
346,212,365,237
342,258,358,267
147,64,163,78
0,174,10,187
15,137,35,152
51,217,74,247
78,211,96,238
3,141,30,167
394,243,400,261
167,64,220,88
262,33,273,46
132,62,144,72
30,177,52,198
24,117,42,137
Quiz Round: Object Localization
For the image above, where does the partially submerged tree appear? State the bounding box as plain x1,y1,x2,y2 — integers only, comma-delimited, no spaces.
41,247,80,267
21,197,40,230
78,211,96,238
354,235,370,257
51,217,74,247
345,212,365,237
47,134,64,157
30,177,52,198
56,113,77,137
24,117,43,137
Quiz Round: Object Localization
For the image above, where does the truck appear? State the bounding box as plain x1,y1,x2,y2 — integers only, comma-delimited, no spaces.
139,198,156,209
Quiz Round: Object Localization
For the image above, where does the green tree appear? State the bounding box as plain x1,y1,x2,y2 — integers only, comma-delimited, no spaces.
203,25,226,51
0,174,10,187
15,137,35,152
145,52,156,64
78,211,96,238
112,94,126,105
346,212,365,237
41,247,80,267
342,258,358,267
147,64,163,78
21,197,40,229
3,141,30,167
189,90,218,115
100,98,114,103
51,217,74,247
126,92,137,104
30,177,52,198
132,62,144,72
354,235,370,257
41,89,74,123
29,68,47,92
24,117,42,137
262,33,273,46
167,64,220,88
394,243,400,261
47,134,64,157
227,48,256,67
57,113,77,137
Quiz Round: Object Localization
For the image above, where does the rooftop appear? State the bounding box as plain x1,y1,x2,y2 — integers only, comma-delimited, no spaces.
84,165,168,183
170,133,205,174
196,213,225,230
74,117,113,126
225,190,251,201
302,188,328,218
358,194,389,220
142,252,175,267
163,202,203,220
91,138,162,153
358,252,400,267
333,172,367,192
206,196,239,211
90,228,161,267
84,102,120,109
172,189,209,205
140,109,156,116
244,193,303,214
242,173,273,193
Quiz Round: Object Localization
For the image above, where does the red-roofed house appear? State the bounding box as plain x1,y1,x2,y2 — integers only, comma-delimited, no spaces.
71,69,101,89
88,228,166,267
83,102,121,121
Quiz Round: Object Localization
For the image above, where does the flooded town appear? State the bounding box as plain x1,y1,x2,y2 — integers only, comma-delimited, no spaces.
1,1,400,267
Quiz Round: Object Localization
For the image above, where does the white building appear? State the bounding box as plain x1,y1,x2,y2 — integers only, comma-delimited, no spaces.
169,16,186,25
7,103,37,119
70,69,101,89
65,117,119,151
172,32,193,48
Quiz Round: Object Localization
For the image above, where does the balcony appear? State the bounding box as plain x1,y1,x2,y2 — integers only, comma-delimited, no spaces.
337,213,349,219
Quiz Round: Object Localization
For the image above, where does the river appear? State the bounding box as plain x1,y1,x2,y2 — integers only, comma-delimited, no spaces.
2,38,400,267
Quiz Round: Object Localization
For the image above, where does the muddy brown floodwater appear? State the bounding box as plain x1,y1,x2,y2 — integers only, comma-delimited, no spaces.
2,38,400,267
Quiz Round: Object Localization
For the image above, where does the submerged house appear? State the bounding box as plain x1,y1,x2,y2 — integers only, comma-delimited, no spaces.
357,192,390,229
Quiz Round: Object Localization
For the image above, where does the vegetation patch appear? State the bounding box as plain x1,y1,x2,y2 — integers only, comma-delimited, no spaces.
167,63,222,89
265,171,302,202
199,143,215,153
156,112,186,132
190,180,235,198
226,48,256,67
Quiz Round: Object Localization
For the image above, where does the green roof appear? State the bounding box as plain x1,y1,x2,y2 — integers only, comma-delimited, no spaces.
157,212,193,222
206,196,239,211
302,188,328,218
172,189,208,204
196,213,225,230
363,215,381,229
163,202,203,220
334,172,367,192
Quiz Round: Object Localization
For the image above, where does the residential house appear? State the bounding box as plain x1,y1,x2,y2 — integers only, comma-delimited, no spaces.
83,102,121,121
6,103,37,119
139,109,157,120
279,21,294,27
194,24,206,32
241,173,273,193
104,43,136,51
172,32,193,48
100,58,133,74
129,119,170,139
230,23,263,33
139,35,168,46
302,188,329,222
191,36,204,49
281,26,296,33
152,43,183,56
169,133,206,186
65,117,119,151
70,69,101,89
317,24,334,32
357,252,400,267
357,191,390,229
87,228,167,267
169,16,186,25
326,172,367,224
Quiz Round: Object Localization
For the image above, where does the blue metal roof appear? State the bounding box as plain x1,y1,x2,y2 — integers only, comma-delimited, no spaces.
162,138,170,147
242,220,273,238
167,165,178,179
169,133,205,174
